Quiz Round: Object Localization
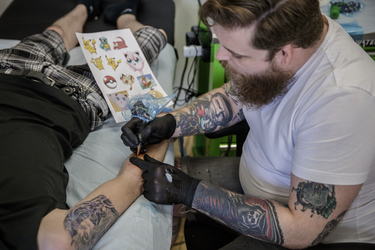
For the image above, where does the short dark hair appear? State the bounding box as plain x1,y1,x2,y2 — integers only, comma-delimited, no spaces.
199,0,324,60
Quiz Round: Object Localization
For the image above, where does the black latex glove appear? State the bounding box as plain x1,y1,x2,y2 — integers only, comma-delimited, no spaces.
121,114,176,153
130,154,201,206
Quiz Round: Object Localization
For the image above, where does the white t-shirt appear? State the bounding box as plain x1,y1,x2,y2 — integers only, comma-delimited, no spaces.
239,16,375,244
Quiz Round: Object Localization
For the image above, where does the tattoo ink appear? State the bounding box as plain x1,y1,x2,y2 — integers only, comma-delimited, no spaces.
292,182,336,219
64,195,119,250
310,210,347,246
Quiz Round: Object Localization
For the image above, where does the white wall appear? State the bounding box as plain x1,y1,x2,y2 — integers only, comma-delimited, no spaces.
172,0,200,109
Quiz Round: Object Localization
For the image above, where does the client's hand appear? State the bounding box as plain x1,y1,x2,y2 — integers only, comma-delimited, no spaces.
130,154,200,206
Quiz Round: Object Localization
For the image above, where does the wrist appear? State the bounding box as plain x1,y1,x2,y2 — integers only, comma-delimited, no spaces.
164,114,177,139
183,178,201,206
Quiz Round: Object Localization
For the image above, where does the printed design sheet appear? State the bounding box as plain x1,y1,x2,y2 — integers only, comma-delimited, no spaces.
76,29,168,123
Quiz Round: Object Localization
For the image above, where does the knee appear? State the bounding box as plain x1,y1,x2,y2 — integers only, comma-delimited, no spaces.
46,26,65,39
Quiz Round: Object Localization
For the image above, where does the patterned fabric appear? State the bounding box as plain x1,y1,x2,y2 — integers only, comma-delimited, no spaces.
134,26,167,65
0,27,166,130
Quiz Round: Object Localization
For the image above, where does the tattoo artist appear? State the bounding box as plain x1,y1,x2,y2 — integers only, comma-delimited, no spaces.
121,0,375,249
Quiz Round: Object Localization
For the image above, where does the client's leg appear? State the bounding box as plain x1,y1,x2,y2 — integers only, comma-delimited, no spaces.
104,0,168,65
37,139,172,249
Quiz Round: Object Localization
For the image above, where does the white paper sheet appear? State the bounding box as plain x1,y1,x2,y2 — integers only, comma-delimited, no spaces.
76,29,169,123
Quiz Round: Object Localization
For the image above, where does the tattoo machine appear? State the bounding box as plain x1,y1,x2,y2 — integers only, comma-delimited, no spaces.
122,93,175,154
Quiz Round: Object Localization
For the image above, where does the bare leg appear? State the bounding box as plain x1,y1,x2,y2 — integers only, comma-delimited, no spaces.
116,14,167,41
37,139,171,250
46,4,87,52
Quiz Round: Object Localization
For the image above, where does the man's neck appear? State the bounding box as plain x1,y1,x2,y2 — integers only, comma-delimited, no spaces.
289,15,329,74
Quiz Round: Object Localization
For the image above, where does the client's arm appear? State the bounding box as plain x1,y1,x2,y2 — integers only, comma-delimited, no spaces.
37,139,171,250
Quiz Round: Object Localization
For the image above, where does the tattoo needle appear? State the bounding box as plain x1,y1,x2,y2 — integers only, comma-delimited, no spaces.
137,134,141,157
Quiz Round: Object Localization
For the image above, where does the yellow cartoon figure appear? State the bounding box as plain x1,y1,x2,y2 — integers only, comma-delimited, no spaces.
148,89,163,98
106,55,121,71
91,56,104,70
82,37,97,54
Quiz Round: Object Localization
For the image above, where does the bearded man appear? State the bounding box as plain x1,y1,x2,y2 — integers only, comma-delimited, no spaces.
121,0,375,249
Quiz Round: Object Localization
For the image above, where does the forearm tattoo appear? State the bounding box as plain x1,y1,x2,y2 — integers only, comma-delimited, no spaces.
292,182,336,219
175,91,234,136
192,181,284,245
64,195,119,250
310,210,347,246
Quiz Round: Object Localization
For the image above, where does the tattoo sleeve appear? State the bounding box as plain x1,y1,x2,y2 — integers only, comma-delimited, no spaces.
174,89,237,136
192,181,285,245
64,195,119,250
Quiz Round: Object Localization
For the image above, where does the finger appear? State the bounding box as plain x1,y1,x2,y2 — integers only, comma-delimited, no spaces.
129,157,152,171
138,125,152,144
144,154,162,164
121,128,139,148
121,117,143,132
129,146,138,154
140,148,148,154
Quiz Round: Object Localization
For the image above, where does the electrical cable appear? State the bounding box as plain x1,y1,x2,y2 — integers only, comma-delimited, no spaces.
173,46,200,107
173,57,188,108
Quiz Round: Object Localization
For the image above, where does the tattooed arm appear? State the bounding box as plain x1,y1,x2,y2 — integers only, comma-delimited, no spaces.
191,174,362,249
170,82,245,137
37,139,171,250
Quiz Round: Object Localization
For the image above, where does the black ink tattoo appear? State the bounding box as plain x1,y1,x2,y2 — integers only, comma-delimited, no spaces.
192,181,284,245
175,92,233,135
64,195,119,250
310,210,347,246
292,182,336,219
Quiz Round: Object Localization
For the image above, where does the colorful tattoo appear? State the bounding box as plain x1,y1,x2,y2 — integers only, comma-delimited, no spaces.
64,195,119,250
175,92,233,136
292,182,336,219
310,210,347,246
192,181,284,245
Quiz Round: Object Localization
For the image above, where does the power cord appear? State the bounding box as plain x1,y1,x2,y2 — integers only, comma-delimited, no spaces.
173,45,201,108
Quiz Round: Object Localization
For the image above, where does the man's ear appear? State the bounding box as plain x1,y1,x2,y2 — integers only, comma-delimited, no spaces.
276,44,293,67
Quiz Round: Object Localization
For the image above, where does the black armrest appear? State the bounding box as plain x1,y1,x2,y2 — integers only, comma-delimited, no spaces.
205,120,249,139
205,120,250,156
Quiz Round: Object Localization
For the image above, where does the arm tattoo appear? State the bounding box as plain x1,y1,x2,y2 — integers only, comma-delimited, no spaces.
310,210,347,246
292,182,336,219
192,181,284,245
175,92,233,136
64,195,119,250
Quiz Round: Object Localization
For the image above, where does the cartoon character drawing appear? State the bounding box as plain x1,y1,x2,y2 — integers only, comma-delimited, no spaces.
82,37,97,54
105,55,121,71
124,51,144,76
148,89,163,98
99,37,111,51
103,75,117,89
120,74,135,90
90,56,104,70
113,37,128,50
108,91,129,112
138,74,155,89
